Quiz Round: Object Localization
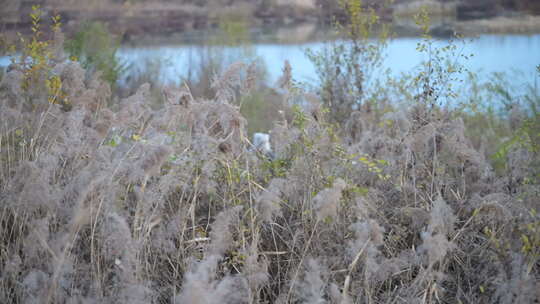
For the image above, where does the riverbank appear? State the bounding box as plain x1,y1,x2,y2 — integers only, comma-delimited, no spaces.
456,15,540,34
2,0,321,39
2,0,540,42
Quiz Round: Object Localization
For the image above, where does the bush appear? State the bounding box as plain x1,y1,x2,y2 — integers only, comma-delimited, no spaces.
306,0,390,123
65,21,126,87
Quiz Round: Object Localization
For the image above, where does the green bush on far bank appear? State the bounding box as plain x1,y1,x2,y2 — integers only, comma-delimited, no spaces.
64,21,126,87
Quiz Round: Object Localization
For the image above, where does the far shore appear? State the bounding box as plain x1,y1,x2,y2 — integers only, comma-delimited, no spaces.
1,1,540,46
119,14,540,47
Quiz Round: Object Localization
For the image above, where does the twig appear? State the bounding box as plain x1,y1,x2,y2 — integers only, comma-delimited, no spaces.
341,240,370,303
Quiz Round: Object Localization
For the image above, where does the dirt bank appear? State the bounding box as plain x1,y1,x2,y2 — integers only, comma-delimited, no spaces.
1,0,539,41
0,0,321,38
455,14,540,34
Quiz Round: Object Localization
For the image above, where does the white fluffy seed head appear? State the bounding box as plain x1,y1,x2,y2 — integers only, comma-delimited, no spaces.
253,133,272,154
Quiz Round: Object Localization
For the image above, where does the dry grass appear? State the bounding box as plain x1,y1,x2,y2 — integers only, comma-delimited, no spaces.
0,32,539,304
456,15,540,34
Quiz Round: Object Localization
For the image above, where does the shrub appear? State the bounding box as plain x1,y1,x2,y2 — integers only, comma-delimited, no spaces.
65,21,126,87
306,0,390,123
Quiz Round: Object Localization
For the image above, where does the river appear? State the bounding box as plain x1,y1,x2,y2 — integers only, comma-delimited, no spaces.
115,32,540,90
1,29,539,95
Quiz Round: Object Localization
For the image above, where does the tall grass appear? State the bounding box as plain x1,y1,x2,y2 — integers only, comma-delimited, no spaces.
0,4,539,304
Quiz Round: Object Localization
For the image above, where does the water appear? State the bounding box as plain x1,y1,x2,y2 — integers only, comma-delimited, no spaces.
114,33,540,89
2,31,539,91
